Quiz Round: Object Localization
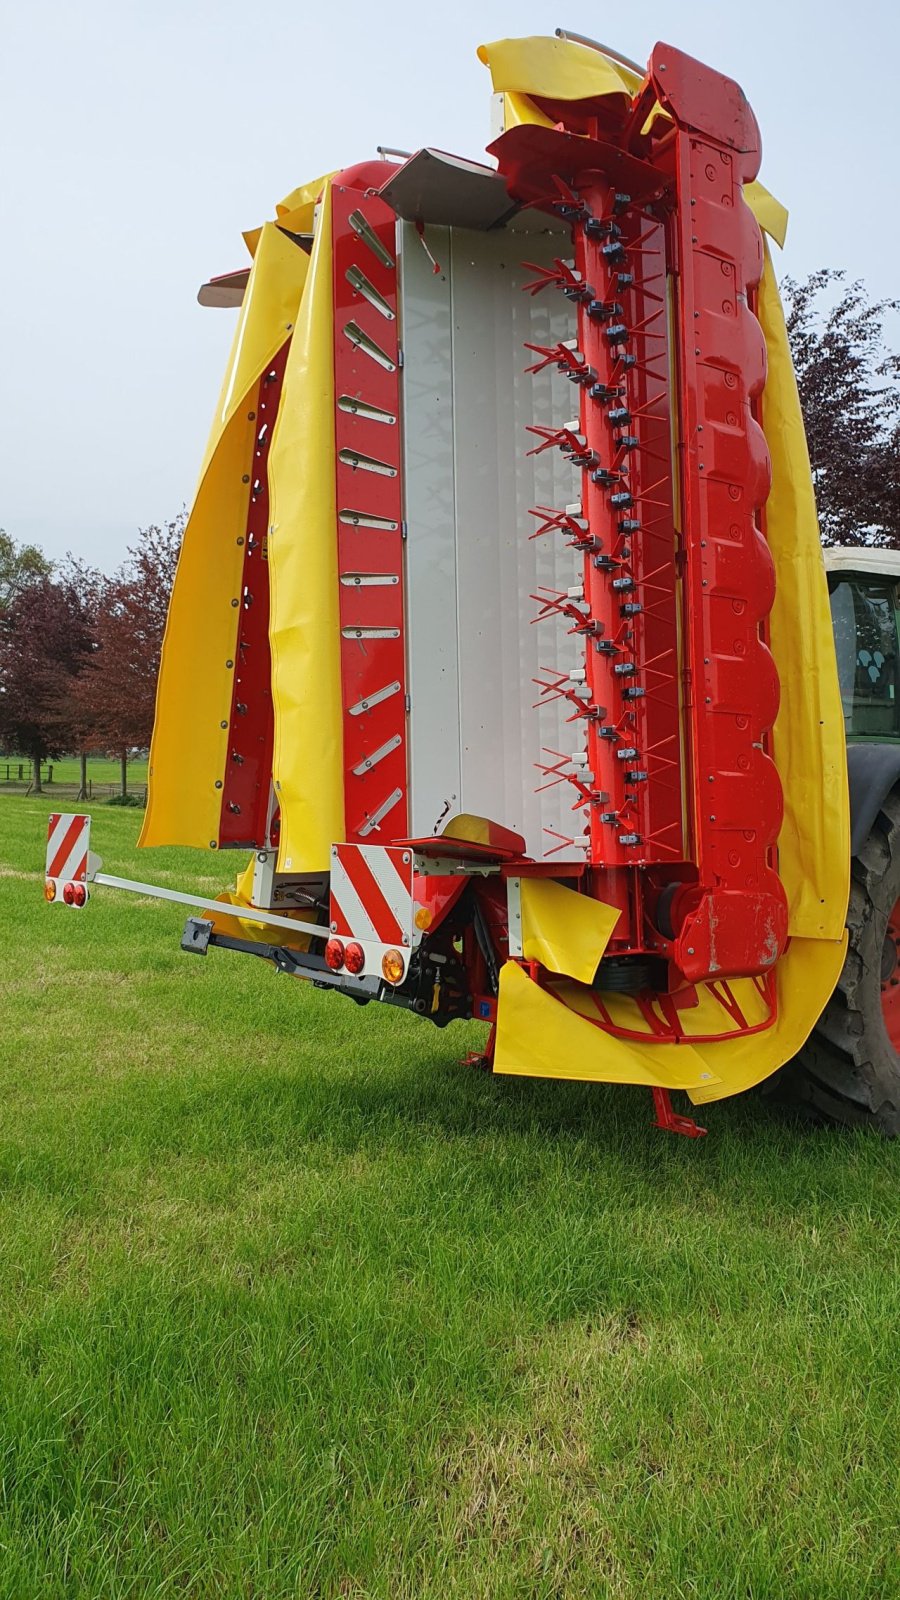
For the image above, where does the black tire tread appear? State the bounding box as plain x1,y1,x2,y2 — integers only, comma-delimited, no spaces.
772,787,900,1136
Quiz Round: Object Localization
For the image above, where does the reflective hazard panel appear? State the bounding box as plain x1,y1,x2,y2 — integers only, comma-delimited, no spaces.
45,813,92,907
329,843,415,976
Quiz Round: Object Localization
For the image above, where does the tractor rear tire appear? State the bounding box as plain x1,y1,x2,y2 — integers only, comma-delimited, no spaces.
774,787,900,1136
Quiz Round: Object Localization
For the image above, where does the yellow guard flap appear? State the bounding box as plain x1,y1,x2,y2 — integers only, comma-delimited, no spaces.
141,222,309,850
477,35,639,100
267,182,345,874
519,878,620,985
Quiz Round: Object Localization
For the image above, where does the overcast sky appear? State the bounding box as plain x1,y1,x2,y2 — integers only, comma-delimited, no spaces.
2,0,896,571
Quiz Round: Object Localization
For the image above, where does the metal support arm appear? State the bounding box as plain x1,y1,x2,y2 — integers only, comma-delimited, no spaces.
93,873,325,942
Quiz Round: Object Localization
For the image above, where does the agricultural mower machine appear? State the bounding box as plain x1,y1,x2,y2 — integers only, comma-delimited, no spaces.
45,33,900,1134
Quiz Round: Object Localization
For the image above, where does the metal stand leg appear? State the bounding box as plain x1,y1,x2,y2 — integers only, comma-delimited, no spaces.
463,1020,496,1073
652,1086,707,1138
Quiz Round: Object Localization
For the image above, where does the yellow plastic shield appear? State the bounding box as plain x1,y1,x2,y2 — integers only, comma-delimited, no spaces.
141,222,309,850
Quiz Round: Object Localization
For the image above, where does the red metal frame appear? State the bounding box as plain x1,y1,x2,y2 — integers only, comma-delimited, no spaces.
587,970,776,1045
491,41,788,992
331,182,408,846
882,897,900,1051
652,1087,707,1138
218,342,289,848
644,44,787,984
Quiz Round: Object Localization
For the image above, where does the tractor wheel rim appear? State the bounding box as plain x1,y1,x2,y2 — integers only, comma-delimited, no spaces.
881,899,900,1050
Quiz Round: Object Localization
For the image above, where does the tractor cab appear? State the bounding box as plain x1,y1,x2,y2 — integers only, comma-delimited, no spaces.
826,548,900,743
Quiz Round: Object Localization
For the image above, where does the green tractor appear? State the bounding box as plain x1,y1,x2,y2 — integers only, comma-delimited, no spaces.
781,548,900,1133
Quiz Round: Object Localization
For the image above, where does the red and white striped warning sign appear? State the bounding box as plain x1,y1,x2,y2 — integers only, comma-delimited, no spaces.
329,844,413,947
46,813,91,887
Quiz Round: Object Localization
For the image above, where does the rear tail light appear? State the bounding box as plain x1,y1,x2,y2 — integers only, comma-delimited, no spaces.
62,882,76,906
381,948,405,985
44,880,56,902
344,941,365,974
325,937,345,971
71,883,87,907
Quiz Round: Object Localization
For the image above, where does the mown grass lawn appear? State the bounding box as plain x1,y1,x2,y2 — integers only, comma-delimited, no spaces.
56,756,149,787
1,794,899,1597
0,755,148,790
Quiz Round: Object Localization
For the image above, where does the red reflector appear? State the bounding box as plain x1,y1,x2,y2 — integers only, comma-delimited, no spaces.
72,883,87,907
325,937,345,971
62,882,76,906
344,941,365,974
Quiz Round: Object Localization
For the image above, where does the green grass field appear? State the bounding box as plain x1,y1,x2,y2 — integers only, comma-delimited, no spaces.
2,793,899,1597
0,756,148,789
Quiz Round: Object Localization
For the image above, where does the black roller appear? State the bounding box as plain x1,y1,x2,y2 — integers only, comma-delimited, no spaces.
593,956,653,994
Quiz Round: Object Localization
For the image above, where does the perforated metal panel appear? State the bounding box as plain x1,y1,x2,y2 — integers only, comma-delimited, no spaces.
399,220,585,860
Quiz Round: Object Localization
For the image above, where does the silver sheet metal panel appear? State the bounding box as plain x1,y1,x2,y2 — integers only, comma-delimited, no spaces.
379,149,516,231
400,220,585,860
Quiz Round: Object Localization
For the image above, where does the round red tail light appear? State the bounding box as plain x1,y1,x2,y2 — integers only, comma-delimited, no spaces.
62,882,76,906
72,883,87,907
344,941,365,974
325,937,345,971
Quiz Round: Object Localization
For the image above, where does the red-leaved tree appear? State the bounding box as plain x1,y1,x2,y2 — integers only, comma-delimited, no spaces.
783,271,900,547
76,515,183,794
0,573,95,791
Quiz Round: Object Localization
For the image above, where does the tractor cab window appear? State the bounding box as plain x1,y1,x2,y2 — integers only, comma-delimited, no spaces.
830,577,900,739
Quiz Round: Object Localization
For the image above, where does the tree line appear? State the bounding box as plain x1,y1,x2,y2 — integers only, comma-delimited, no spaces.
783,270,900,546
0,272,898,797
0,517,183,794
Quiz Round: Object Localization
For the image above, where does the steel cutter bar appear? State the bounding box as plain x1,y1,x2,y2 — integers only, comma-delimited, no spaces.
573,183,682,874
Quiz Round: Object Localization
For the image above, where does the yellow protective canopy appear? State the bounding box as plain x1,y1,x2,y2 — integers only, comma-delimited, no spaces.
141,222,309,850
267,183,345,875
243,170,334,259
496,934,848,1101
745,181,789,250
497,960,724,1091
761,244,848,941
477,35,639,100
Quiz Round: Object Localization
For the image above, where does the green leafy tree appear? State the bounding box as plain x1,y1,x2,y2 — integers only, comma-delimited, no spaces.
0,529,51,612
